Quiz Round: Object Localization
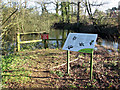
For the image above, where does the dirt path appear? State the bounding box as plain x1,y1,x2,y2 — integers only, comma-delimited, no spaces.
17,49,68,88
24,69,51,88
3,46,120,89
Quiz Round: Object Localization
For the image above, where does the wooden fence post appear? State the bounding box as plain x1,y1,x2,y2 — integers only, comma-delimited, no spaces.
17,33,20,51
44,39,48,49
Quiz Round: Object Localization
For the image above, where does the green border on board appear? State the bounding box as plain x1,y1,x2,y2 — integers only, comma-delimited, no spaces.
78,48,93,53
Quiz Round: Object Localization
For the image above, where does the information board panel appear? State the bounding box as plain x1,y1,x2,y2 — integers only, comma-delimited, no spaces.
62,33,97,53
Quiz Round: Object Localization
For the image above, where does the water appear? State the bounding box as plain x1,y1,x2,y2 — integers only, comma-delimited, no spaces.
3,29,120,55
48,29,119,51
23,29,119,51
96,37,119,52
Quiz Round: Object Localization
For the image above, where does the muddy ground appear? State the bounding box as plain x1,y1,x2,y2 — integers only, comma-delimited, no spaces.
2,45,120,89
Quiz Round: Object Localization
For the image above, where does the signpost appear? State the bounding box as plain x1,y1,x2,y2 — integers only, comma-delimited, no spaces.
41,33,49,49
41,33,49,40
62,33,97,79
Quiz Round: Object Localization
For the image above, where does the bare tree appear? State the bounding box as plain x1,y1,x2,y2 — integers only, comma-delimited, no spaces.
84,0,108,25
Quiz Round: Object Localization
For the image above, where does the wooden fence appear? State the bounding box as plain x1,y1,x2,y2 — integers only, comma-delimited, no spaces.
17,31,65,51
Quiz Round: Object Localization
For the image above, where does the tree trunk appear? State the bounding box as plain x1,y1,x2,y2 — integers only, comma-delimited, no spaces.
77,2,80,26
61,2,65,22
71,3,73,15
56,2,59,16
0,0,2,88
118,1,120,53
67,2,71,23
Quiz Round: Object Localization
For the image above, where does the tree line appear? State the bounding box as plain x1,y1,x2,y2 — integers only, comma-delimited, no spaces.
0,0,118,53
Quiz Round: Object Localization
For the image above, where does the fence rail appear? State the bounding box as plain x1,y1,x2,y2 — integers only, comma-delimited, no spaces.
17,32,65,51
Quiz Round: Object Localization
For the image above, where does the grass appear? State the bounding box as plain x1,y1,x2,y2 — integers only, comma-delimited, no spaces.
55,70,64,77
1,48,67,88
2,53,31,88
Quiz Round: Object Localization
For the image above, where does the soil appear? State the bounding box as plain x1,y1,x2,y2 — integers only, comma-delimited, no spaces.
3,45,120,89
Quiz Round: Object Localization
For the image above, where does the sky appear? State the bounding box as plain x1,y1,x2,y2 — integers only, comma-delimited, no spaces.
29,0,120,13
89,0,120,12
2,0,120,13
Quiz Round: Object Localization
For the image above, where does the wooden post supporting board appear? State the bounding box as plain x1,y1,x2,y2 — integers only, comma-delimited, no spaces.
90,49,94,80
62,33,97,80
67,50,70,74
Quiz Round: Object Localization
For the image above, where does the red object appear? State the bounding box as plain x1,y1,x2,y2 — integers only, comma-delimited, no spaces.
41,34,49,39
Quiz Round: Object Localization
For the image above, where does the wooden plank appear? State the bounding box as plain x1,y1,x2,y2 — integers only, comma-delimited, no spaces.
19,39,65,44
17,33,20,51
19,39,42,44
19,31,46,35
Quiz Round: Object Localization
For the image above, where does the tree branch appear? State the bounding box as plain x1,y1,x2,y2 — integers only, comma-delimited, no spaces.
2,8,18,25
91,2,108,6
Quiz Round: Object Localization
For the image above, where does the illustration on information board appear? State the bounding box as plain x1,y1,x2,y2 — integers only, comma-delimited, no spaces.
89,40,94,45
79,42,84,46
66,45,73,49
62,33,97,53
72,36,77,40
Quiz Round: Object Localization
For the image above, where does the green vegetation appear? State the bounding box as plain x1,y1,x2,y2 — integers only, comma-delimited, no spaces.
1,45,120,89
0,0,120,89
1,0,119,55
2,53,31,88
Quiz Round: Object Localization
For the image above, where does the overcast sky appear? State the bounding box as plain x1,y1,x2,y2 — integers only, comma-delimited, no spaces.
90,0,120,12
3,0,120,13
29,0,120,13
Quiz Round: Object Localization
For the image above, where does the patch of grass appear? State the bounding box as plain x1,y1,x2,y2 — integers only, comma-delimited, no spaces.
69,84,77,89
2,53,31,88
50,70,55,74
87,82,91,86
105,72,108,75
55,70,64,77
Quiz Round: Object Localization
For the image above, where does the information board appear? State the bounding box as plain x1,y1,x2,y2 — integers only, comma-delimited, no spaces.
62,33,97,53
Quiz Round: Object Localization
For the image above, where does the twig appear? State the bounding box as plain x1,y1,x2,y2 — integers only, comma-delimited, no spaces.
51,58,81,70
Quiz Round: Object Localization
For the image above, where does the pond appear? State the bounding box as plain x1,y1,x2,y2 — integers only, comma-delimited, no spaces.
48,29,119,51
3,29,120,55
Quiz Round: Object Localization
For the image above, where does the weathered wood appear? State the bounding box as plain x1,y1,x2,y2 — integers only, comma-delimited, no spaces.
19,39,42,44
17,31,66,50
19,31,46,35
44,39,47,49
17,33,20,51
17,31,46,51
67,50,70,74
90,49,94,80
